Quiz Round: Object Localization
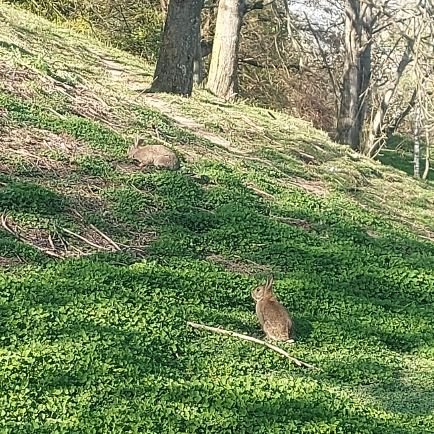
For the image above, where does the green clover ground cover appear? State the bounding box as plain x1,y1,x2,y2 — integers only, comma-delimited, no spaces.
0,147,433,432
0,4,433,432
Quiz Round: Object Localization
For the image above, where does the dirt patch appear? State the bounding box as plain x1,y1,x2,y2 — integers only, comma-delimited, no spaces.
1,126,86,155
143,94,243,151
1,212,152,260
69,83,129,131
0,126,105,176
293,177,328,197
0,255,23,268
0,59,44,99
206,254,271,275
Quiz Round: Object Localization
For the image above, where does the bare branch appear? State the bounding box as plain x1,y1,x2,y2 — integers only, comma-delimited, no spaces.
60,227,110,251
304,12,340,112
187,321,317,369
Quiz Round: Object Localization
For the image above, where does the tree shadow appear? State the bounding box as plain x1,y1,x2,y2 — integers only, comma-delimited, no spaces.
0,145,433,430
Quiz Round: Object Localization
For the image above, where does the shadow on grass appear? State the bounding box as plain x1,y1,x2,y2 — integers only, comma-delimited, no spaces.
0,155,433,431
0,254,431,432
0,39,32,56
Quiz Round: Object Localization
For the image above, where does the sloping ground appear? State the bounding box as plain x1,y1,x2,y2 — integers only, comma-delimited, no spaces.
0,4,433,433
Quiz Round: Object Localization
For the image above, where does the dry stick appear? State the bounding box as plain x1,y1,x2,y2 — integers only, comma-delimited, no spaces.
88,223,122,251
70,209,122,251
187,321,316,369
48,233,56,251
60,227,110,251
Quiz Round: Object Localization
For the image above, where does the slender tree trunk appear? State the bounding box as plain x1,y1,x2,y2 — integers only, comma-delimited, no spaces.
150,0,203,96
422,138,430,180
414,104,421,178
207,0,246,100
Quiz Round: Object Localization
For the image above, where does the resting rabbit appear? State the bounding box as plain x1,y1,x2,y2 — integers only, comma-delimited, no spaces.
127,138,180,170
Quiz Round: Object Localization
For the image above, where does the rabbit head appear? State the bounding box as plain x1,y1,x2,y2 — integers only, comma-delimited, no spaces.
127,137,145,158
251,275,275,301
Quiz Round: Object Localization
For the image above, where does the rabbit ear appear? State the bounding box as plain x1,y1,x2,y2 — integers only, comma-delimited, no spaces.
262,275,273,295
134,135,146,147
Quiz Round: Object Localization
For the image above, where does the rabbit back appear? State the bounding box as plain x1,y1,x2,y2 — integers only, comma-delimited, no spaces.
155,153,180,170
128,143,180,170
256,299,292,341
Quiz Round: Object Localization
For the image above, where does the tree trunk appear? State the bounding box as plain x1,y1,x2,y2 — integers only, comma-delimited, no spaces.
150,0,203,97
207,0,245,100
414,104,421,178
365,40,414,158
336,0,372,151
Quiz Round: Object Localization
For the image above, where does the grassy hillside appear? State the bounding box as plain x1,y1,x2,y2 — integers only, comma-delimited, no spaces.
0,3,433,433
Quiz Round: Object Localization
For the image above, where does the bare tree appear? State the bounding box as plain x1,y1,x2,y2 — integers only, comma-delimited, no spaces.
150,0,203,96
366,38,414,157
296,0,433,158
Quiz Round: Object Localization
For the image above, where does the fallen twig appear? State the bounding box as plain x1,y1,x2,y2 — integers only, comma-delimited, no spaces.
89,223,122,251
245,184,275,200
60,227,110,251
48,233,56,251
187,321,316,369
70,209,122,251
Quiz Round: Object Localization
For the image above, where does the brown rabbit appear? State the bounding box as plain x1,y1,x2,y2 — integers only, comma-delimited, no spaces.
127,138,180,170
251,276,294,342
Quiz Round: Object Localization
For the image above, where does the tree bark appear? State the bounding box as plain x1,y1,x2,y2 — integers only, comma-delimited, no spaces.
160,0,169,15
422,137,430,180
150,0,203,96
206,0,246,100
336,0,372,152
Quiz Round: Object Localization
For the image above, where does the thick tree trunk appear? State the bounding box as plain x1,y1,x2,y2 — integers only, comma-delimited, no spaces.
336,0,372,152
207,0,245,100
150,0,203,96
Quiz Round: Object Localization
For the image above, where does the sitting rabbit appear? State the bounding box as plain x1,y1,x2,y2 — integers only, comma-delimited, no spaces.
252,276,294,342
127,138,180,170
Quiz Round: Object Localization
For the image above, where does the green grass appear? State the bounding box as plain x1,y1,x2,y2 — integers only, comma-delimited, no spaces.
0,3,433,433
